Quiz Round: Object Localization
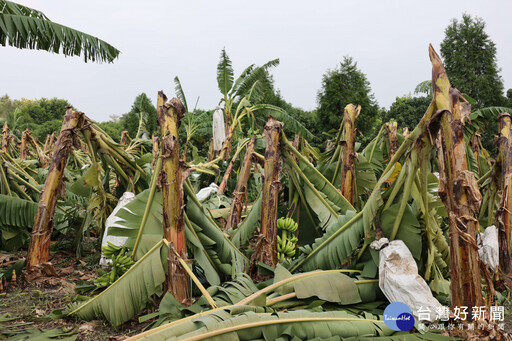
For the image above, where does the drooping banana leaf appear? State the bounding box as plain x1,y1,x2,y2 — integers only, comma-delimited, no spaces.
293,210,364,272
251,104,313,140
379,203,422,260
272,265,376,305
0,194,38,250
108,186,246,284
184,182,249,276
107,189,164,260
229,191,262,248
282,143,355,215
66,240,168,327
303,185,340,229
282,150,348,230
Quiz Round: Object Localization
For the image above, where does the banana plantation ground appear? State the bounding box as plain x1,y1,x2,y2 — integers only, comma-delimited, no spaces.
2,45,512,341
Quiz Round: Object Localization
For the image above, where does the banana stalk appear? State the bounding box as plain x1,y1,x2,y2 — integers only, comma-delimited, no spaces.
497,113,512,278
225,135,256,230
120,130,131,146
340,104,360,205
1,122,8,153
218,137,250,195
384,121,398,159
26,107,84,267
430,45,484,309
19,128,30,159
251,117,282,272
157,91,190,304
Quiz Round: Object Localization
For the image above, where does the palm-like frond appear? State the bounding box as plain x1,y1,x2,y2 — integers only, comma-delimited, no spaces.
465,106,512,138
252,104,313,140
217,48,234,96
0,0,120,62
231,59,279,100
173,76,188,113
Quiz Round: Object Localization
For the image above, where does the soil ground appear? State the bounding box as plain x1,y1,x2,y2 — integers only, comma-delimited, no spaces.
0,238,151,340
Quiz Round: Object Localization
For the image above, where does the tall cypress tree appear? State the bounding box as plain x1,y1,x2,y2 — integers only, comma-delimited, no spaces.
316,57,381,145
440,14,508,107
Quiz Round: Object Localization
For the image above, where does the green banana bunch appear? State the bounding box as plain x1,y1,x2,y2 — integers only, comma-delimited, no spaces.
95,244,134,288
277,217,298,233
276,217,299,264
102,241,123,258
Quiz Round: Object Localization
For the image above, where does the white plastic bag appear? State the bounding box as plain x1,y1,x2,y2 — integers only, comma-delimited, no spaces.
99,192,135,267
478,225,499,272
371,238,442,322
212,107,226,152
196,183,219,201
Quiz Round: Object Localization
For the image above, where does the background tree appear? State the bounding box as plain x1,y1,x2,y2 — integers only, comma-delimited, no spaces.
0,96,72,139
0,94,17,119
121,93,158,138
440,14,508,108
383,95,431,131
0,0,119,62
32,119,62,140
383,82,432,130
316,57,381,145
97,121,124,142
507,89,512,107
261,76,320,144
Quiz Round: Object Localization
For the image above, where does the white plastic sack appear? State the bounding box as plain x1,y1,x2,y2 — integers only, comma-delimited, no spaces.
196,183,219,201
99,192,135,267
371,238,442,322
478,225,499,272
212,107,226,152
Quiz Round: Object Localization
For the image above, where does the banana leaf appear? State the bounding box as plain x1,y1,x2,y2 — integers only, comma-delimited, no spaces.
379,203,422,260
0,194,38,250
294,210,363,272
66,240,168,327
108,187,239,285
129,309,394,340
184,181,249,276
282,142,354,215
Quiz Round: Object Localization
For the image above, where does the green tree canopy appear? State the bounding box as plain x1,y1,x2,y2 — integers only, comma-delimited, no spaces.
121,93,158,138
440,14,508,107
316,57,381,144
383,94,431,131
97,121,123,143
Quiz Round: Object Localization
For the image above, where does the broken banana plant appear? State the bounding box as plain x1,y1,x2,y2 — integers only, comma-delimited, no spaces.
1,122,9,153
429,45,484,310
26,107,84,267
225,135,256,230
251,117,282,272
340,104,360,205
497,113,512,278
157,91,190,304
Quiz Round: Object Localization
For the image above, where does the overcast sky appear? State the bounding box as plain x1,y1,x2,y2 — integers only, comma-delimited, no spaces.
2,0,511,122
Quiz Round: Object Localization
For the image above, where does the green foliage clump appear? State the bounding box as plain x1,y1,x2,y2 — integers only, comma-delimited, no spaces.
97,121,124,143
383,94,431,130
316,57,381,145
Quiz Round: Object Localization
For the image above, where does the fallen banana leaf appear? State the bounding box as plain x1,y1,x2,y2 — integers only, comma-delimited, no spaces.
66,240,168,327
